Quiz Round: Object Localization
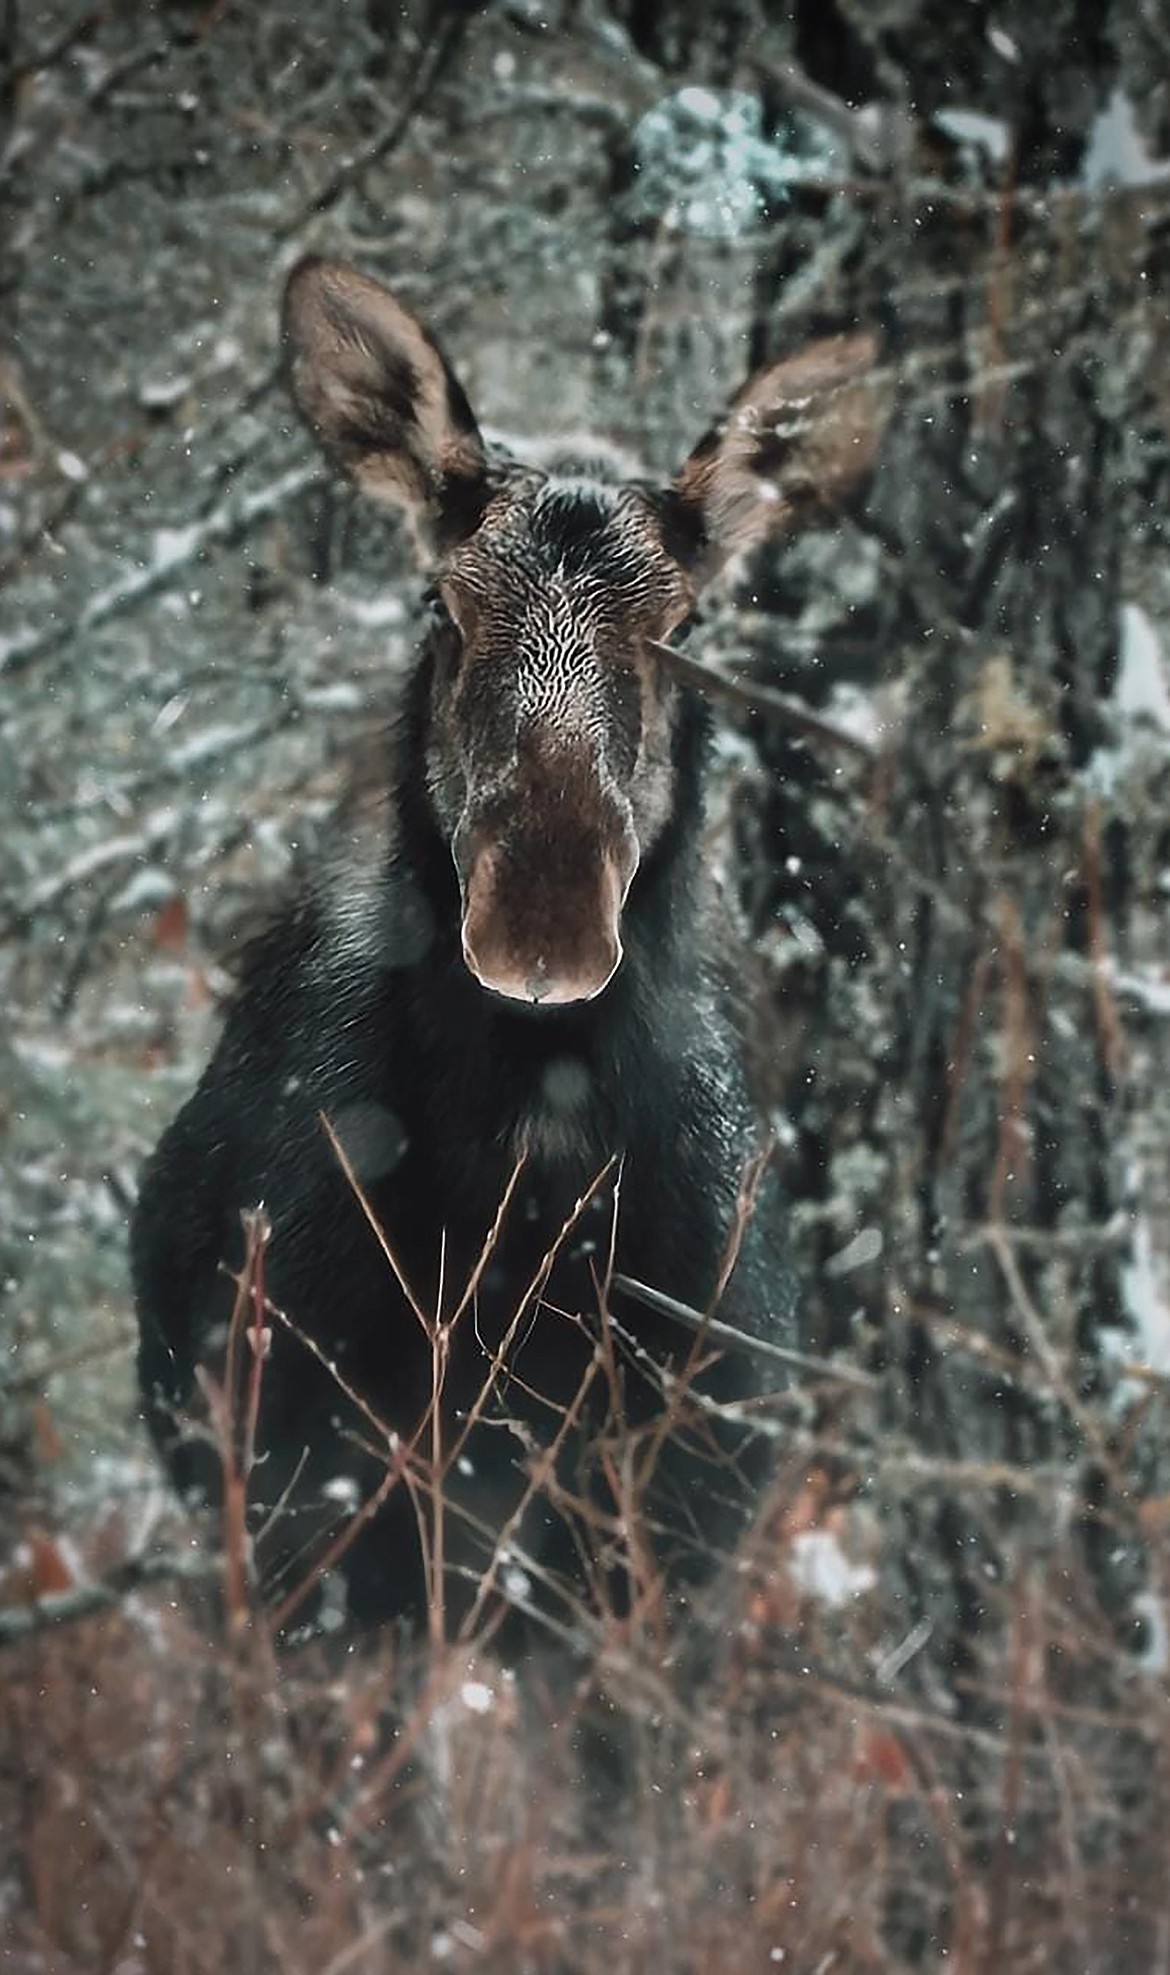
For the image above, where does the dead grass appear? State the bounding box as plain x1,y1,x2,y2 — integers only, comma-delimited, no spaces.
2,1181,1169,1973
2,1470,1167,1974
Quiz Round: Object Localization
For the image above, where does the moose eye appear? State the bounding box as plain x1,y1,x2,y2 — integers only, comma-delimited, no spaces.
650,606,696,656
426,589,464,667
425,587,453,630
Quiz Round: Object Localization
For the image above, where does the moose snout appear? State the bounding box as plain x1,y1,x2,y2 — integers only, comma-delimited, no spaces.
457,819,638,1008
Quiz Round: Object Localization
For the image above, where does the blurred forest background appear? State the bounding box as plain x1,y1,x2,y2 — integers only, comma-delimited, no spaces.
4,0,1170,1968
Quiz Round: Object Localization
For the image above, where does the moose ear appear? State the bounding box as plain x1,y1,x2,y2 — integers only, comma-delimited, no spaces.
282,256,488,552
673,332,888,586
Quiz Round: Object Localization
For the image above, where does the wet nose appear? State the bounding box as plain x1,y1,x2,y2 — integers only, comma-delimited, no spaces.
460,840,632,1007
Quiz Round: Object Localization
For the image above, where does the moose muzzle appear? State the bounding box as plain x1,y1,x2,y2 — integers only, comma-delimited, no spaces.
456,764,639,1008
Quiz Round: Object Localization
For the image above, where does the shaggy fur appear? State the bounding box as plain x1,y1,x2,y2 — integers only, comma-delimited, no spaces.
133,257,880,1634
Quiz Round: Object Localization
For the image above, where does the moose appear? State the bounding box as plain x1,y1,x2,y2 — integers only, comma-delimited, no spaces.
133,257,883,1639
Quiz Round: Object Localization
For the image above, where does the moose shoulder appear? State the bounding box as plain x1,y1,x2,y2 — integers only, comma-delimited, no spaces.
132,257,884,1636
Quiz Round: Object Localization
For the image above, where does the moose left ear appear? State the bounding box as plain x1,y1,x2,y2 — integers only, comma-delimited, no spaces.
673,332,889,587
282,256,488,554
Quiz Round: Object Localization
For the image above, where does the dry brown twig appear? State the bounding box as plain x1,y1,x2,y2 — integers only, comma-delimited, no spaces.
1082,797,1130,1085
988,890,1035,1224
646,635,876,759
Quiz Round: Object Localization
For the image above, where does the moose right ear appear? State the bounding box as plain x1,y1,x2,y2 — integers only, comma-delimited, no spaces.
673,331,889,588
282,257,489,553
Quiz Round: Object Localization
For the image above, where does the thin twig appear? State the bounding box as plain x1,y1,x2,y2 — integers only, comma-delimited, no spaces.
285,8,473,227
983,1562,1032,1972
320,1111,431,1337
645,637,875,758
611,1273,877,1389
444,1157,619,1475
0,1328,137,1395
984,1225,1109,1463
0,1550,215,1646
457,1348,603,1644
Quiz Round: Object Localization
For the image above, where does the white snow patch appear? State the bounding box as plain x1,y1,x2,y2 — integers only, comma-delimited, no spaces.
1084,744,1124,798
826,1226,883,1276
1121,1206,1170,1375
12,1036,72,1072
1084,603,1170,795
933,90,1170,194
789,1530,876,1607
1117,604,1170,730
432,1924,486,1959
676,86,722,119
110,868,179,915
1133,1591,1169,1675
72,465,316,640
0,625,37,670
301,681,366,712
152,692,189,734
875,1616,935,1684
170,720,267,768
139,375,192,411
1083,89,1170,190
25,816,180,909
935,109,1010,163
460,1679,495,1715
503,1562,533,1605
338,593,407,628
825,682,887,746
149,523,202,571
1115,967,1170,1016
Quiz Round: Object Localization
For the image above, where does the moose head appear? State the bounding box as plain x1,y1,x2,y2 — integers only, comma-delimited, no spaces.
283,257,883,1009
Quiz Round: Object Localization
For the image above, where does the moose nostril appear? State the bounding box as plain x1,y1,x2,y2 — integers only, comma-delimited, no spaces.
525,958,554,1005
